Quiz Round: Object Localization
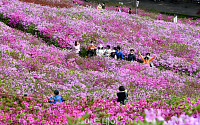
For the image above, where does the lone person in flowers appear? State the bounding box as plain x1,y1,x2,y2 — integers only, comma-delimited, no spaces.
139,52,156,67
117,86,128,105
49,90,64,104
128,49,136,61
128,8,132,14
102,3,105,9
116,46,123,60
87,41,95,57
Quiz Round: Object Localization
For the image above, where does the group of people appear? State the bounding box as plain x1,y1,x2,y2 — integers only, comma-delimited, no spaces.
116,6,133,14
49,86,129,105
75,41,156,67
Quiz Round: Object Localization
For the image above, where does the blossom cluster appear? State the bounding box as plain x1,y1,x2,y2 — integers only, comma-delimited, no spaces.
0,0,200,124
0,0,200,76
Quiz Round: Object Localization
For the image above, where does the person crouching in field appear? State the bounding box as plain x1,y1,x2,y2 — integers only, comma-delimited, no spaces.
117,86,129,105
139,52,156,67
49,90,64,104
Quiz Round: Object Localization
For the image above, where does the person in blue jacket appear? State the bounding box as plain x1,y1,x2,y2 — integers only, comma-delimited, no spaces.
116,46,123,60
49,90,64,104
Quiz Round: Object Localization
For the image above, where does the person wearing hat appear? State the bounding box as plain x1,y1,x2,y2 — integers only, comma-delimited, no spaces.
96,44,105,57
49,90,64,104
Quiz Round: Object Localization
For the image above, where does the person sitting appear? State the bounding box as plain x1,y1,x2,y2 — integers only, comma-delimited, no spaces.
139,52,156,66
116,46,123,60
74,41,80,54
96,44,105,57
87,41,95,57
104,45,112,57
117,86,128,105
128,49,136,61
145,53,154,67
128,8,132,14
111,47,117,59
49,90,64,104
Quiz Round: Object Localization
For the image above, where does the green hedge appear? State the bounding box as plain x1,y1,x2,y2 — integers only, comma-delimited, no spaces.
0,13,62,48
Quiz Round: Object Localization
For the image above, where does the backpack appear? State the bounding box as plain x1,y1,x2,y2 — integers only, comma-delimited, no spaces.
124,92,129,105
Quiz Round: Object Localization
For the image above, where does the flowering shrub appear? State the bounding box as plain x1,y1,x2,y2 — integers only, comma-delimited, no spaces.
0,0,200,124
0,0,200,76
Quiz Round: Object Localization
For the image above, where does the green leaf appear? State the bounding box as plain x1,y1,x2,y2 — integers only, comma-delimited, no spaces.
66,115,74,125
179,106,184,109
81,114,90,120
41,120,46,124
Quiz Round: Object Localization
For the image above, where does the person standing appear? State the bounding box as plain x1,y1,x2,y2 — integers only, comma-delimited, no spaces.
128,8,132,14
116,6,121,12
102,3,105,9
116,46,123,60
128,49,136,61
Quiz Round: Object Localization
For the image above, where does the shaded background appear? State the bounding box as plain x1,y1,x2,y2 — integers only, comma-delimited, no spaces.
103,0,200,16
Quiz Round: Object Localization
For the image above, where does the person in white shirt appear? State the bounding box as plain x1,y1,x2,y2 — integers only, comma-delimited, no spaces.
96,44,105,57
104,45,111,57
74,41,80,54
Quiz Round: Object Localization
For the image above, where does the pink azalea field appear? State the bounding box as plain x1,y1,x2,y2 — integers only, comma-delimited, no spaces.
0,0,200,124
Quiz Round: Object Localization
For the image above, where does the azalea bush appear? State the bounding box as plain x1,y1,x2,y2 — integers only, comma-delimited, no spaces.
0,94,200,124
0,15,200,124
0,0,200,76
0,0,200,124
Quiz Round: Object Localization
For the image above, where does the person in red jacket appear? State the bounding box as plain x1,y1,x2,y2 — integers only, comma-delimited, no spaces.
139,52,156,66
